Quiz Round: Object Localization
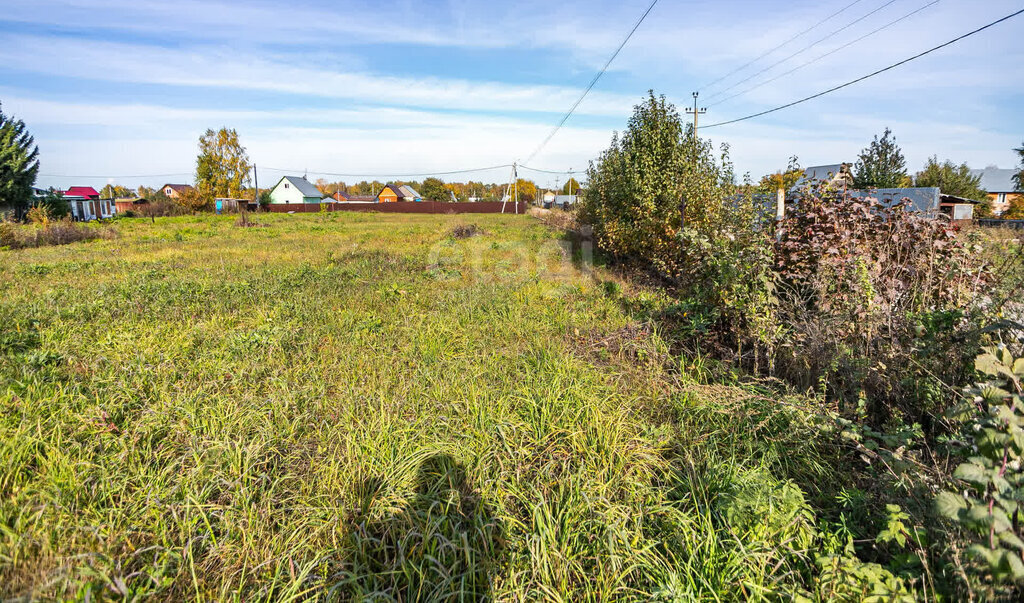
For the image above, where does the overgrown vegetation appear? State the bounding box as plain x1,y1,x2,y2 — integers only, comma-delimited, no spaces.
1,207,113,249
580,93,1024,599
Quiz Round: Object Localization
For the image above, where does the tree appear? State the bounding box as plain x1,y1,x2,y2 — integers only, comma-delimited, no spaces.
913,157,986,200
514,179,537,203
100,184,134,199
33,189,69,218
174,186,209,214
562,178,581,195
0,104,40,220
1005,197,1024,220
195,128,250,199
1014,141,1024,192
420,177,448,201
852,128,909,189
759,156,803,192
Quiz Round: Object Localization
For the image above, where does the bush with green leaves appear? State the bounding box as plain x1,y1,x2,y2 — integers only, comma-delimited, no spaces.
581,92,777,365
938,346,1024,586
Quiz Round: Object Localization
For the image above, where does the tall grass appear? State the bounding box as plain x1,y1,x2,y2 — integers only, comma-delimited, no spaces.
1,213,868,599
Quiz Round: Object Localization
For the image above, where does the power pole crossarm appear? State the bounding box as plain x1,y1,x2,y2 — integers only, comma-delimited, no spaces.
685,91,707,138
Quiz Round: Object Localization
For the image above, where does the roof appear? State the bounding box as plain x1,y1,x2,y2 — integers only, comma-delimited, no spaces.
65,186,99,198
115,197,148,204
940,194,980,205
378,184,404,197
161,183,193,192
847,187,941,214
331,191,350,200
275,176,324,198
347,195,377,203
970,167,1019,193
793,164,851,189
399,185,421,199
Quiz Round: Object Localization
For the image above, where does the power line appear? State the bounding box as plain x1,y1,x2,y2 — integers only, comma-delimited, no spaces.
702,0,901,103
708,0,941,108
519,164,577,175
38,172,193,179
697,0,867,93
257,164,513,179
702,7,1024,130
524,0,660,165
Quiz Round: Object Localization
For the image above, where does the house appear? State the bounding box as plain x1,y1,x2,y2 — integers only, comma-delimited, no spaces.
115,197,149,213
160,183,194,199
793,164,854,190
970,167,1020,216
332,191,377,203
61,186,115,221
377,184,422,203
268,176,325,205
542,191,556,204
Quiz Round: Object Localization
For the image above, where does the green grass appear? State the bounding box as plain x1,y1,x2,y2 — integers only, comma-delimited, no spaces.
1,213,841,600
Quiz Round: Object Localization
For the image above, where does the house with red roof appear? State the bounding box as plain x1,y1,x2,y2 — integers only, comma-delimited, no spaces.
63,186,115,221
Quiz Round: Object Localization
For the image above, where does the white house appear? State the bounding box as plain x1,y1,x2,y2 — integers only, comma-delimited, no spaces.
268,176,325,205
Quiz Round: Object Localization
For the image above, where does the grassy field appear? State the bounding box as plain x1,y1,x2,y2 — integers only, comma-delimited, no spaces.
1,213,839,600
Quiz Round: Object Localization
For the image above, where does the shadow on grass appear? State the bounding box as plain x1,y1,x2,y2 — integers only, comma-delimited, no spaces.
339,454,504,601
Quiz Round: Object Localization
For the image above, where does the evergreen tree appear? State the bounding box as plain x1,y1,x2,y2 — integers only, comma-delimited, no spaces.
852,128,908,189
0,104,41,219
914,156,986,199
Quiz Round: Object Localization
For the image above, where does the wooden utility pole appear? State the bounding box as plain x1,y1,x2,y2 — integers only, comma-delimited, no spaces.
685,92,707,138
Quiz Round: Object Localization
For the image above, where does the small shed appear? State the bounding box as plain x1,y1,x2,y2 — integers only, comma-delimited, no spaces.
939,194,979,222
115,197,149,213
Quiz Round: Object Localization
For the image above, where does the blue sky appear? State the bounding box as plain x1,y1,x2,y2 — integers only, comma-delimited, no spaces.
2,0,1022,190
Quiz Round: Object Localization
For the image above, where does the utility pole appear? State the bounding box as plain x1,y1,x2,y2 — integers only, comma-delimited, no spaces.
513,162,519,214
685,92,707,138
252,163,258,210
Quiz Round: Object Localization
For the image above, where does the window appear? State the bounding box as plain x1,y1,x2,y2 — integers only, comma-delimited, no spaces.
284,183,290,189
998,193,1007,204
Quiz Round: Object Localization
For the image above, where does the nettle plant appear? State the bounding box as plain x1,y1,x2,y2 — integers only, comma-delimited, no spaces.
938,346,1024,583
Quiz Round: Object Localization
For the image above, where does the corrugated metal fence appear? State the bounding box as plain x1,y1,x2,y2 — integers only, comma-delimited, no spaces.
977,219,1024,230
266,201,528,214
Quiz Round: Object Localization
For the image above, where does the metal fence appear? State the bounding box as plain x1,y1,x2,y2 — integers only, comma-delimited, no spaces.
266,201,528,214
977,219,1024,230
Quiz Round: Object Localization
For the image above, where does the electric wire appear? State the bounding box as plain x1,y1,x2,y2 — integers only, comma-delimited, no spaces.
706,0,941,108
243,164,513,179
702,0,901,103
697,0,867,93
701,8,1024,130
524,0,660,165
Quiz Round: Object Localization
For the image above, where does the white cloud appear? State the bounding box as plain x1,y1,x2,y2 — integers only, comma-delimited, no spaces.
0,34,635,117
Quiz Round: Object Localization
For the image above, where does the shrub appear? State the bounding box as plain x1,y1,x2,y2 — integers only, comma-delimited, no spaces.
581,92,777,367
938,346,1024,590
773,186,992,422
0,217,114,249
